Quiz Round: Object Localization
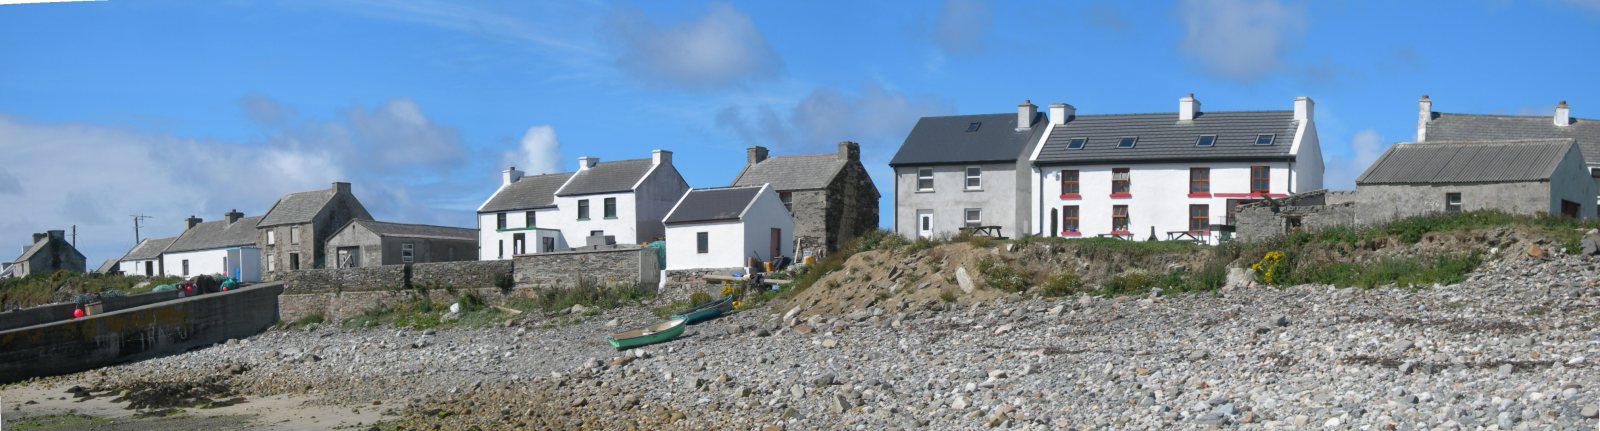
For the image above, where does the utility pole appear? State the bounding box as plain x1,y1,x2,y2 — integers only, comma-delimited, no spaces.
131,214,152,244
71,225,76,247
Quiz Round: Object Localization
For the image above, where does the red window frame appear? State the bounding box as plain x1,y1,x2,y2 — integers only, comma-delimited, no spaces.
1189,167,1210,195
1062,205,1080,234
1189,204,1210,231
1112,205,1130,233
1250,166,1271,194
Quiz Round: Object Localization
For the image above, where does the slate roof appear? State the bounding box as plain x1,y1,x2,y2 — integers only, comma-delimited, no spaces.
664,186,764,225
95,259,120,274
731,154,847,191
345,220,476,241
890,112,1048,166
1035,111,1299,165
479,172,575,213
1425,113,1600,165
166,216,263,253
260,189,337,227
12,234,82,264
1356,139,1577,185
120,236,176,261
556,159,656,197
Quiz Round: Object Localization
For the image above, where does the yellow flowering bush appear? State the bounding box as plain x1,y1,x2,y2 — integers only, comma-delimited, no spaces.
721,283,735,298
1251,251,1286,285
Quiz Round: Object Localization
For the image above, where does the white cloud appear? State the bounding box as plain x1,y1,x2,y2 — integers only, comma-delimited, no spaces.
0,97,486,265
508,125,563,175
716,82,954,151
1325,128,1387,189
933,0,992,54
611,3,784,89
1176,0,1306,81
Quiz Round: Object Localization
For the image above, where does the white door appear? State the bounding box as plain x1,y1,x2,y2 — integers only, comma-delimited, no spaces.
916,210,933,239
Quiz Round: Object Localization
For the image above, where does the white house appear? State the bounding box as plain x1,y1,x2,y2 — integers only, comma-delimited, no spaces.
475,150,689,260
1026,94,1323,243
662,184,794,271
889,101,1050,239
161,211,263,281
116,236,176,277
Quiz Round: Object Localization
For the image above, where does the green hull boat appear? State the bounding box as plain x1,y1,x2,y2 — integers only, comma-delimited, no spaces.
670,295,734,324
607,318,686,350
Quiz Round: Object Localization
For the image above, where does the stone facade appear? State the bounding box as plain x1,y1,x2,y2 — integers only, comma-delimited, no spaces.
282,260,513,294
259,182,374,281
1234,191,1359,243
819,150,880,253
513,247,659,289
736,142,879,258
9,230,87,277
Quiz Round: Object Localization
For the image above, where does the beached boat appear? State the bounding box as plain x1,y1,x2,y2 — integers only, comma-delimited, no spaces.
670,295,734,324
607,318,686,349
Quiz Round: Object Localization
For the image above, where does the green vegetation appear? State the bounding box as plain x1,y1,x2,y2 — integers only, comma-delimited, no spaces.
1249,250,1483,289
279,312,326,330
975,257,1029,293
1038,269,1082,297
502,281,654,315
0,272,183,309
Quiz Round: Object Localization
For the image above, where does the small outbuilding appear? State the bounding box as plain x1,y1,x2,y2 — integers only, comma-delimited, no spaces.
662,184,794,272
1352,139,1595,223
325,219,478,268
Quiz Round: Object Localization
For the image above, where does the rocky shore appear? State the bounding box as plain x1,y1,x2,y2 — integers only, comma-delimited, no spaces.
35,254,1600,430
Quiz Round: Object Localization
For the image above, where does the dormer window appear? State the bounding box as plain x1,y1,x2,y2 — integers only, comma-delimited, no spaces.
1255,134,1275,145
1066,138,1087,149
966,122,981,132
1196,135,1216,147
1116,137,1137,149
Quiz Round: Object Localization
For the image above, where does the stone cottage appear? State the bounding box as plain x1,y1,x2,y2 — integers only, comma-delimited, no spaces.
325,219,477,268
730,142,878,258
7,230,86,277
258,182,373,280
1417,97,1600,212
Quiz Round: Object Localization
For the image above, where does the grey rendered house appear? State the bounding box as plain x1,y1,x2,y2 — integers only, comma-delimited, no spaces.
325,219,477,268
731,141,879,257
1417,97,1600,212
7,230,87,277
1353,139,1594,222
258,182,373,279
890,100,1048,239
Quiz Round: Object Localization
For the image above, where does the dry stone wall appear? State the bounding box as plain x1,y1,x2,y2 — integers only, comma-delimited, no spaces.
513,247,659,289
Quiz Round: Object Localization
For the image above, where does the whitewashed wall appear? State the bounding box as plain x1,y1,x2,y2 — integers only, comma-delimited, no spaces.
477,208,564,260
118,258,161,277
738,187,795,263
1030,161,1293,243
162,248,229,277
665,221,746,270
552,192,638,247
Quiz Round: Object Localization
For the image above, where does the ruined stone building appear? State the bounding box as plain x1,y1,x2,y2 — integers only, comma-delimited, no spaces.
5,230,86,277
257,182,373,280
731,142,879,258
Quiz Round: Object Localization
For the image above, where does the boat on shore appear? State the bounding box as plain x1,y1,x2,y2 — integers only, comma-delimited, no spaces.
670,295,734,324
607,318,686,350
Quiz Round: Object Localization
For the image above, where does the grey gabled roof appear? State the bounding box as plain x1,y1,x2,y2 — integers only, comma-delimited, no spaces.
890,112,1047,166
260,189,336,227
479,172,574,213
1425,112,1600,165
165,216,262,253
120,236,176,261
1356,139,1576,185
731,154,847,191
346,219,476,241
1036,110,1298,164
556,159,655,197
95,259,120,274
12,234,83,264
664,186,763,225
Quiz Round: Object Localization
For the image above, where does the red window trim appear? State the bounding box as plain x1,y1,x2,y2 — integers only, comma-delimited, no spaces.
1059,231,1082,237
1108,193,1132,198
1059,193,1082,199
1109,230,1133,235
1187,192,1212,198
1213,192,1289,198
1187,230,1211,235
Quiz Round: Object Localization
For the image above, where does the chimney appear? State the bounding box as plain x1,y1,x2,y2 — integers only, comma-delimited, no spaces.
47,230,65,241
1417,95,1433,141
1017,99,1037,130
332,182,351,194
31,232,46,243
577,156,598,170
502,166,524,186
746,146,769,165
1049,103,1075,125
1294,96,1314,122
651,149,672,166
837,141,860,161
185,216,202,230
1179,93,1201,121
1555,100,1571,127
225,209,243,224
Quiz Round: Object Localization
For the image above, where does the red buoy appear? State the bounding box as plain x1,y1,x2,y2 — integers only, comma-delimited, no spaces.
72,308,85,319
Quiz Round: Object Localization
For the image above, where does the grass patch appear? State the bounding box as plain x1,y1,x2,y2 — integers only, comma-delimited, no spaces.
1261,252,1483,289
279,312,326,330
975,257,1029,293
1039,269,1083,297
501,280,654,315
0,272,183,310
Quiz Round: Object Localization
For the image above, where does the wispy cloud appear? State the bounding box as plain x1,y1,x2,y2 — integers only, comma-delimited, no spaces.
506,125,564,176
609,3,784,89
715,82,954,151
1325,128,1387,188
1176,0,1306,81
932,0,992,54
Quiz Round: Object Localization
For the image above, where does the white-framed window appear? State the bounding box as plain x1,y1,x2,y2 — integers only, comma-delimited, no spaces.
266,230,275,245
267,254,276,271
964,166,981,190
964,208,982,227
290,226,301,244
916,168,934,191
401,242,415,263
1445,193,1462,213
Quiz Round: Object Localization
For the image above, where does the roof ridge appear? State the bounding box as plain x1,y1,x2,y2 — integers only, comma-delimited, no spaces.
1436,111,1592,121
1400,138,1575,146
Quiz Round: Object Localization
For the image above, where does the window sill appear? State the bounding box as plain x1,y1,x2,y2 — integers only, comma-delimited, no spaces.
577,218,591,221
604,217,619,220
1059,231,1082,237
1109,193,1132,199
1188,192,1212,198
914,189,935,193
1213,192,1288,198
1110,230,1133,235
1059,193,1081,199
964,188,983,192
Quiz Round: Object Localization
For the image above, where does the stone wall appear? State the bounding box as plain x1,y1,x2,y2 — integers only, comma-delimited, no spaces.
825,157,880,254
0,290,184,332
283,265,406,294
412,260,513,289
1235,202,1359,243
790,189,828,258
513,247,659,289
278,260,514,322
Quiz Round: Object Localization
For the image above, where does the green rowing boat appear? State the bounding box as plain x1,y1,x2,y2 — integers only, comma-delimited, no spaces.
670,295,734,324
607,318,686,350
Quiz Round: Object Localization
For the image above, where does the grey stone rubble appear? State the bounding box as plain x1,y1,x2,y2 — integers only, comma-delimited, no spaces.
70,255,1600,430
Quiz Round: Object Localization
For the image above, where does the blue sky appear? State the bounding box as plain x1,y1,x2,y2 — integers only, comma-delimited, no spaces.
3,0,1600,264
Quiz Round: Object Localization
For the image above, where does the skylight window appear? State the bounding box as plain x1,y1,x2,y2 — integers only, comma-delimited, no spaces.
966,122,981,132
1196,135,1216,147
1116,137,1137,149
1066,138,1087,149
1255,134,1275,145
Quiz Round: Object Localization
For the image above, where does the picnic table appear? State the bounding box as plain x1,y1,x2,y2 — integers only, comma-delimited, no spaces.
1166,230,1209,243
1096,232,1133,240
960,225,1007,239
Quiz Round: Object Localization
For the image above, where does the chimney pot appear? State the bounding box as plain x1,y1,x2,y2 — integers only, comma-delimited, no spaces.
747,146,769,164
225,209,243,224
1049,103,1075,125
1017,99,1038,130
185,216,202,230
837,141,860,161
1179,93,1201,121
1555,100,1571,127
502,166,525,186
577,156,598,170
